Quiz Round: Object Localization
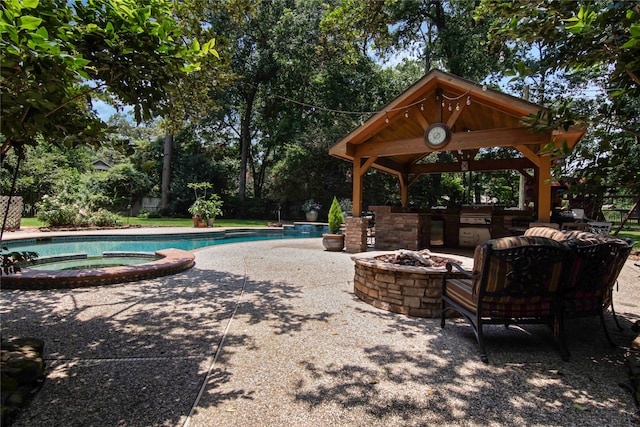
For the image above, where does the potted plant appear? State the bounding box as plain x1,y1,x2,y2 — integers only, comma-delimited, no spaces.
187,182,223,227
302,199,321,222
322,197,345,251
188,198,207,227
201,194,224,227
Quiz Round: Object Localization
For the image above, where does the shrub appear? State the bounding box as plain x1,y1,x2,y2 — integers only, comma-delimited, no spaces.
36,195,79,226
36,195,121,227
88,209,122,227
328,197,344,234
1,247,38,275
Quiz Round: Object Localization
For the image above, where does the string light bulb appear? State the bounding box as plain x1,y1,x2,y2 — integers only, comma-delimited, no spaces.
456,102,460,111
466,96,471,105
385,113,389,124
404,110,409,118
448,103,452,112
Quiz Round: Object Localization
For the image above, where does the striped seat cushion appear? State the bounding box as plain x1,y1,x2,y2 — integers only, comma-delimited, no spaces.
561,230,607,245
444,278,476,312
562,291,602,314
444,278,554,318
481,296,554,318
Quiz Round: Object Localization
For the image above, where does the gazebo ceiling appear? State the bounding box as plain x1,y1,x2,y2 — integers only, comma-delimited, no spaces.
329,69,586,175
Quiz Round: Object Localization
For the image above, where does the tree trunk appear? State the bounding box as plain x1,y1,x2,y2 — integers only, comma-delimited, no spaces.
239,118,250,206
238,87,256,214
160,132,173,210
251,145,272,200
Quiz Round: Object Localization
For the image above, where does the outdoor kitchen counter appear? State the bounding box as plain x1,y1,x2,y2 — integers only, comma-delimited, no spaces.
369,205,534,250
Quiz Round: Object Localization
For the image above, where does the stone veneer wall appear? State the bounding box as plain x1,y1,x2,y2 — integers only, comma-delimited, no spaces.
345,216,368,253
371,206,429,251
353,256,469,318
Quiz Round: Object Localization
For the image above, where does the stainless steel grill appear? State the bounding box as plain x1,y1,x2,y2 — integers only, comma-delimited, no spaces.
459,207,493,248
460,207,492,225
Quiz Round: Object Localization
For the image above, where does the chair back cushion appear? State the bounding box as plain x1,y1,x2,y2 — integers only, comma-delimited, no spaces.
524,227,565,241
561,230,607,244
562,239,632,315
473,236,568,318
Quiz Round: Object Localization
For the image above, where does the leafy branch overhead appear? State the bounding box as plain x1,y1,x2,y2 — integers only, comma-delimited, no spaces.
0,0,218,157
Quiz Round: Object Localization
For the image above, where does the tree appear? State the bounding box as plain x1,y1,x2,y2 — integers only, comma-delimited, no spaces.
199,0,426,217
85,163,153,212
476,0,639,121
201,0,285,210
321,0,505,80
162,125,235,216
476,0,640,215
0,143,91,215
1,0,217,158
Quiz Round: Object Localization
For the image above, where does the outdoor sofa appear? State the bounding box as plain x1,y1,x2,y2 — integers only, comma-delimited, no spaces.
441,227,634,363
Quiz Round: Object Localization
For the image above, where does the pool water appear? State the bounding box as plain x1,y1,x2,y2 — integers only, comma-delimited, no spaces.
29,255,160,271
3,228,325,258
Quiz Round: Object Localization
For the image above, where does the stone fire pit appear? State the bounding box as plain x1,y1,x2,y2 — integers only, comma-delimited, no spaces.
351,249,474,318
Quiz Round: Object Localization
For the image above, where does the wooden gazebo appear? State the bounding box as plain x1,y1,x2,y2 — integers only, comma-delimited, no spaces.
329,69,586,252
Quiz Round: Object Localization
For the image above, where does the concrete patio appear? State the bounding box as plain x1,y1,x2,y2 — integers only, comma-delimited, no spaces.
1,230,639,426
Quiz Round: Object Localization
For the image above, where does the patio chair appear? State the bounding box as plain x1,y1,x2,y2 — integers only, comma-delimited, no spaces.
587,221,613,235
561,222,590,231
441,236,571,363
557,238,634,359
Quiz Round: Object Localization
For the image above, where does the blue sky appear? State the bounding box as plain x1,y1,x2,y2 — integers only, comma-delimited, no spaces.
92,99,133,121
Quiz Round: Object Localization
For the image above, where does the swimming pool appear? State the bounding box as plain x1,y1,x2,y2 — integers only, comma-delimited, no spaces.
2,227,326,258
1,225,327,289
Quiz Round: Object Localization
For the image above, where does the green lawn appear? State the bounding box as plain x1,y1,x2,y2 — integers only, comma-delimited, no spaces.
19,217,279,228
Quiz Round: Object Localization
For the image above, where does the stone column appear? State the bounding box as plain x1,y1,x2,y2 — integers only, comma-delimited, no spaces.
345,216,368,253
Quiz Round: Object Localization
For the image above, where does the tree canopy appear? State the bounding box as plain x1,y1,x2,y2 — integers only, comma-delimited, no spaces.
475,0,639,202
0,0,217,157
2,0,637,223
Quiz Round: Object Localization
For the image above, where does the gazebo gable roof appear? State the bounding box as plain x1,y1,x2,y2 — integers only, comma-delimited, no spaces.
329,69,584,174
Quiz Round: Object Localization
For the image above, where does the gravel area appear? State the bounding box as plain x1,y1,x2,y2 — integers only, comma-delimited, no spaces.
1,233,639,426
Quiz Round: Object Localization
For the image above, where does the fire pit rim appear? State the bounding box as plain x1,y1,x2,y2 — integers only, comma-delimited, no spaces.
350,250,474,273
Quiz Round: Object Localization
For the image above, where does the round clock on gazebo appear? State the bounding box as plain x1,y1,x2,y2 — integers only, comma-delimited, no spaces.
424,122,451,148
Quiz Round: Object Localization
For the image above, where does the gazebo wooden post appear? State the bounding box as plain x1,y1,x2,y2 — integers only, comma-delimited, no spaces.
399,173,408,208
344,154,369,253
537,155,552,222
352,155,363,217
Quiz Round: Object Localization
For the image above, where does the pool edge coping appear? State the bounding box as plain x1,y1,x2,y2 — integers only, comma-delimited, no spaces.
1,248,195,290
